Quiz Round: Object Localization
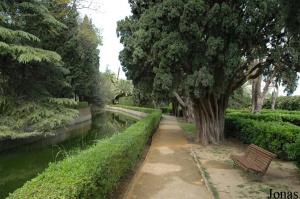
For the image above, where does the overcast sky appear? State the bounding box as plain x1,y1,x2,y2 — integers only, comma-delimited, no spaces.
79,0,300,96
80,0,131,79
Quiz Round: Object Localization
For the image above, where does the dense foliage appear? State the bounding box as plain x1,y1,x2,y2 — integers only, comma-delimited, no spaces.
99,69,134,104
113,105,156,114
0,98,79,139
225,110,300,159
0,0,102,136
264,96,300,111
0,0,64,98
227,111,300,126
7,109,161,199
118,0,300,144
118,96,135,106
228,85,251,109
289,134,300,168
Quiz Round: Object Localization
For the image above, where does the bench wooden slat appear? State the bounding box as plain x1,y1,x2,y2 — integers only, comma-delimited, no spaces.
231,144,276,176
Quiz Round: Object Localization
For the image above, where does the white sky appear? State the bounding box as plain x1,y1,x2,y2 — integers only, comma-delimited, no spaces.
79,0,300,96
79,0,131,79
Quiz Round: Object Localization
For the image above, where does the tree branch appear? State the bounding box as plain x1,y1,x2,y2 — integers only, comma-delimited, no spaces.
173,91,186,107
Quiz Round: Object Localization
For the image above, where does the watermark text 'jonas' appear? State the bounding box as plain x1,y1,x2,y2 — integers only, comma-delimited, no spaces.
268,189,299,199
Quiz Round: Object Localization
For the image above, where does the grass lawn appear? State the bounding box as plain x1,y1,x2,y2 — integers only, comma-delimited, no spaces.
178,120,197,143
179,121,196,134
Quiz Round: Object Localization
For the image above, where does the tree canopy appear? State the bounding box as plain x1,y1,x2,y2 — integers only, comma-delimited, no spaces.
118,0,300,144
0,0,103,136
0,0,102,103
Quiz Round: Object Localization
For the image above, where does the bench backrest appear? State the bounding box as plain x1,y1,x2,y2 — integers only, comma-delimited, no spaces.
246,144,277,172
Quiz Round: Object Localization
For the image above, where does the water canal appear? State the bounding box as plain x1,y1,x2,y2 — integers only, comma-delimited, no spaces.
0,111,137,198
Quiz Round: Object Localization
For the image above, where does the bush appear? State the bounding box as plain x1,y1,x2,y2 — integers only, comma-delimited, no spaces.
113,105,156,114
76,101,89,109
294,134,300,168
160,107,172,114
8,109,161,199
228,87,251,109
225,115,300,159
264,96,300,110
227,111,300,126
261,109,300,115
118,96,134,106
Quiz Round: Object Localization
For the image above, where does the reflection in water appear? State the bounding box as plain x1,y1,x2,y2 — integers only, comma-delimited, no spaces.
0,111,136,199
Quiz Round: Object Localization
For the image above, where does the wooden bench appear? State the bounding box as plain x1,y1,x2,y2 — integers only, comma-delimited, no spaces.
230,144,276,177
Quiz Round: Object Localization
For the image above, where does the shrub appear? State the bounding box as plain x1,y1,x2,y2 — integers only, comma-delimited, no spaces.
294,134,300,168
227,112,283,122
227,111,300,126
261,109,300,115
76,101,89,109
118,96,134,106
264,96,300,110
7,109,161,199
113,105,155,114
225,115,300,159
160,107,172,114
226,109,249,114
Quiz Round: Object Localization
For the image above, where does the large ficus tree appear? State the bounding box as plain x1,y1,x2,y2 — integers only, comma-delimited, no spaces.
118,0,299,144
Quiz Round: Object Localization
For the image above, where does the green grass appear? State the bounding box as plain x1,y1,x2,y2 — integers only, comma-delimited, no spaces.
7,108,162,199
202,167,220,199
112,105,156,114
118,96,134,106
179,122,196,135
76,101,89,109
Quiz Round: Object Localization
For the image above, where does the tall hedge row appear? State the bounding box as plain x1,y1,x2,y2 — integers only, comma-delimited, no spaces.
291,134,300,167
113,105,155,114
227,111,300,126
8,109,161,199
225,112,300,159
264,96,300,110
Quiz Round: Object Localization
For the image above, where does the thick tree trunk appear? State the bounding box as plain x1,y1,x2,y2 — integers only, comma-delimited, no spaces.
192,95,228,145
252,72,275,114
183,97,194,123
271,84,279,110
251,76,262,113
251,74,273,114
173,92,194,122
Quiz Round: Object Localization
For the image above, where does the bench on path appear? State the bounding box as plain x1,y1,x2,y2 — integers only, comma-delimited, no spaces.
231,144,276,177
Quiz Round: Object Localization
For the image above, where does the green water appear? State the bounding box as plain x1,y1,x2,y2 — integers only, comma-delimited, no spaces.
0,111,136,199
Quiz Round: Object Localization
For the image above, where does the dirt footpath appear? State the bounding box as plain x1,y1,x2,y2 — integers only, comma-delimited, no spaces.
192,140,300,199
124,115,210,199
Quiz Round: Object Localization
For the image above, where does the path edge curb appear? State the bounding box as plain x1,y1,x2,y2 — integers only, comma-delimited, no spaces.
191,147,216,199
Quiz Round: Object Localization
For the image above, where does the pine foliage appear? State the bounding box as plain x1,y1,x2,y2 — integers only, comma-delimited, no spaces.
0,98,79,138
0,0,103,139
0,26,40,42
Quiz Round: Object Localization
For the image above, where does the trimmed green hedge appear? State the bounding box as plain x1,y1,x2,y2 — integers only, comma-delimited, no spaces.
227,111,300,126
76,101,89,109
261,109,300,115
160,107,172,114
114,104,173,115
225,115,300,159
264,96,300,110
293,134,300,167
118,96,134,106
113,105,155,114
8,109,161,199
